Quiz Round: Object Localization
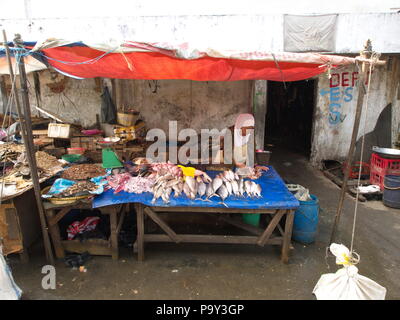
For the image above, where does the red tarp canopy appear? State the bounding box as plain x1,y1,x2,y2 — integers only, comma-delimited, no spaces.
33,41,356,81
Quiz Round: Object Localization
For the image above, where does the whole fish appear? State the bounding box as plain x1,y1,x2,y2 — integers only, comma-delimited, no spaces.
197,181,207,197
231,180,239,196
212,176,223,191
151,185,165,203
254,183,262,198
172,183,183,197
161,187,172,203
185,176,197,194
238,178,245,197
217,184,229,207
205,183,216,199
183,182,192,198
244,180,253,197
225,181,233,196
165,178,181,188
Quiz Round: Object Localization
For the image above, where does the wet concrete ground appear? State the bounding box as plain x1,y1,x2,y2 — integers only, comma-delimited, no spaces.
7,148,400,299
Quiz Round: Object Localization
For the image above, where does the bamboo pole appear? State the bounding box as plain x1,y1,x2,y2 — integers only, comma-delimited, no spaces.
3,31,54,264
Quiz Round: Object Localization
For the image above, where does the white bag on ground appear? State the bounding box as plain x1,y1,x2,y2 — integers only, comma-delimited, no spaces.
0,245,22,300
313,243,386,300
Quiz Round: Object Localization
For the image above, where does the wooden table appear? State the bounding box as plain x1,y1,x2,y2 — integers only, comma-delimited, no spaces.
93,167,299,263
43,200,126,260
134,204,295,263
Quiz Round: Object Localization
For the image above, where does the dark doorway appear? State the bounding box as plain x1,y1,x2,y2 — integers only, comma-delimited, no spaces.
264,80,316,157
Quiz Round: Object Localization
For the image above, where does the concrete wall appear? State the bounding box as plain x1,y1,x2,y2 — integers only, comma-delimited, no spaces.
1,13,400,54
1,73,251,131
130,80,251,133
310,55,400,166
2,70,102,128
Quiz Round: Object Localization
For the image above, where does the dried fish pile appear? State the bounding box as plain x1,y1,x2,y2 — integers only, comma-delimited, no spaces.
0,143,25,163
35,151,61,171
61,164,106,180
56,181,98,198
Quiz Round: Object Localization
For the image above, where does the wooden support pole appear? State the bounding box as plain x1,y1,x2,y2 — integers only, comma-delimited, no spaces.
5,32,54,264
329,43,371,244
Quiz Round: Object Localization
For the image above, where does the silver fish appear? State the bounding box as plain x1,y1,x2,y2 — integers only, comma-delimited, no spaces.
165,178,181,188
183,182,192,198
225,181,233,196
205,183,215,199
172,183,183,197
231,180,239,196
186,176,197,194
198,181,207,197
202,173,212,183
254,183,262,197
161,187,172,203
238,178,245,197
212,176,223,191
217,184,229,207
244,180,253,197
151,185,165,203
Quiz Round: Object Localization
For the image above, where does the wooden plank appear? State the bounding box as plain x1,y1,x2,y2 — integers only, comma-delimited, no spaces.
45,209,65,259
109,208,119,260
281,211,295,264
135,203,145,261
61,239,112,256
144,207,181,243
257,210,286,246
151,206,280,214
48,207,71,227
212,213,264,236
143,234,284,245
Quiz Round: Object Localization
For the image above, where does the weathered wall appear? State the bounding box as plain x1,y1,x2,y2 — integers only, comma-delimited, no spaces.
310,55,400,166
1,13,400,54
2,70,102,128
1,74,251,130
130,80,251,133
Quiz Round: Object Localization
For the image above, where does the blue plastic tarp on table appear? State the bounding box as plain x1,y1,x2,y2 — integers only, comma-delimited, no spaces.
92,166,299,210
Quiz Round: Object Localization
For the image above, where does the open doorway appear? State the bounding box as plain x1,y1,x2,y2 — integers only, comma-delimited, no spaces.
264,79,316,158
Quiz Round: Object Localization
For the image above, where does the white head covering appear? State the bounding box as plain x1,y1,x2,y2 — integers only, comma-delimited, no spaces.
234,113,254,147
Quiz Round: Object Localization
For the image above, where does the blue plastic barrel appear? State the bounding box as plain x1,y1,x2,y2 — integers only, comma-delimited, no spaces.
292,194,319,244
383,175,400,208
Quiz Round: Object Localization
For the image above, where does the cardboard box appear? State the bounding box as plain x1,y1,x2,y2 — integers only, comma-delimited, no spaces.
48,123,71,139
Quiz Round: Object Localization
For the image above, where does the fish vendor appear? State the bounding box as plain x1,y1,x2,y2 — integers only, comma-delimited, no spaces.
221,113,255,168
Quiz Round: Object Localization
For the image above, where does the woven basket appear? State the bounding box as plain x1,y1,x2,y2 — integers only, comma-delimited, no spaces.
41,186,89,205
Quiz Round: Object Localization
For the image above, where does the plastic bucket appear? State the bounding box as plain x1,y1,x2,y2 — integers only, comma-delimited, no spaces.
292,194,319,244
242,213,261,227
383,175,400,208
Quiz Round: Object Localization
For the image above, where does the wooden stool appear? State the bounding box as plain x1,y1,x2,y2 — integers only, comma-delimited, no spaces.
43,200,126,260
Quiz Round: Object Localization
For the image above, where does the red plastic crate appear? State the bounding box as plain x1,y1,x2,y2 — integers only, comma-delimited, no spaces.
370,153,400,190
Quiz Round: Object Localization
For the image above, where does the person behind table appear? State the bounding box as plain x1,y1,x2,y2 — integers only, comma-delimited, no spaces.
220,113,255,168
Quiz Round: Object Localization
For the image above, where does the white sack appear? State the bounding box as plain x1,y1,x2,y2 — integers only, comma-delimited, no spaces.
313,243,387,300
0,246,22,300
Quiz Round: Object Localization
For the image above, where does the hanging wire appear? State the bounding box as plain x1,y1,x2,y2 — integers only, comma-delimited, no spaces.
349,52,380,255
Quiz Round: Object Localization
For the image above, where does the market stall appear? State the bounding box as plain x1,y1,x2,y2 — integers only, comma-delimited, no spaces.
94,166,298,263
0,35,365,263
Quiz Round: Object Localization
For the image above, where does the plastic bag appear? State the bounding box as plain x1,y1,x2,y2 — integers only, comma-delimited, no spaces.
313,243,386,300
0,245,22,300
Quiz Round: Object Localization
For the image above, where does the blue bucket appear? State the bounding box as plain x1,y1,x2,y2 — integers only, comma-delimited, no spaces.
292,194,319,244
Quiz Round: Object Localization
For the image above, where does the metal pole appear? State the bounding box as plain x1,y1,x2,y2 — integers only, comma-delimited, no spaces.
7,32,54,264
329,42,371,244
